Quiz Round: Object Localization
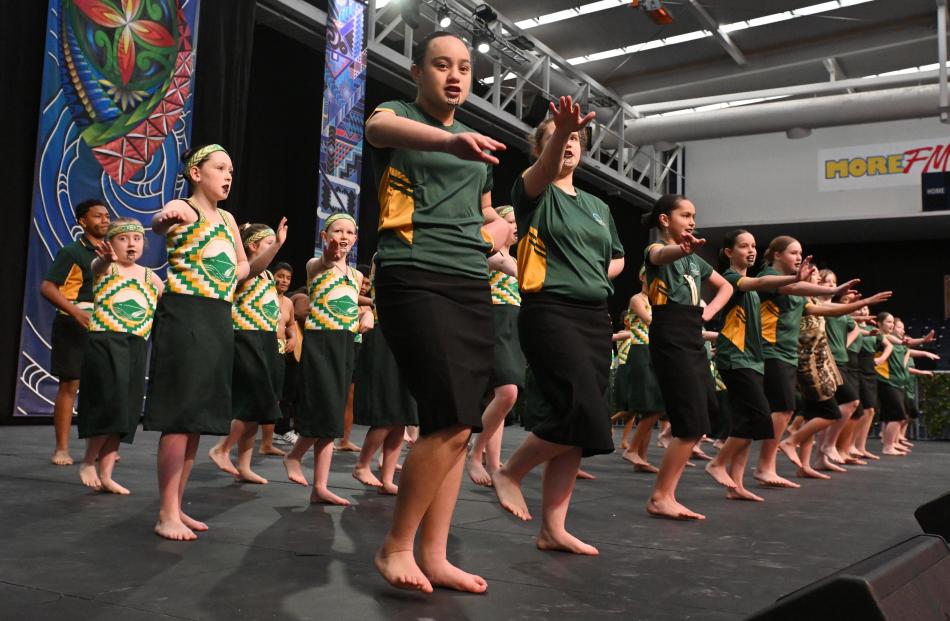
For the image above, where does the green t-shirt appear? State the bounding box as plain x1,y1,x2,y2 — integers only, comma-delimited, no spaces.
876,341,909,388
861,332,881,355
370,101,494,280
825,315,856,365
643,243,713,307
510,176,623,302
715,268,763,373
44,235,97,311
847,330,863,354
906,357,917,397
757,265,808,365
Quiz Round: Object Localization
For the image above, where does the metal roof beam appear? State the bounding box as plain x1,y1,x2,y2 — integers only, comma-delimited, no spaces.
686,0,746,66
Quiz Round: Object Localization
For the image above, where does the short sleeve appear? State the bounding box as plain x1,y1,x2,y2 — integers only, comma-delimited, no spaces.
847,316,856,330
45,246,76,285
510,173,546,213
373,100,409,118
697,256,714,279
607,212,624,258
482,165,494,194
723,269,743,288
643,243,664,267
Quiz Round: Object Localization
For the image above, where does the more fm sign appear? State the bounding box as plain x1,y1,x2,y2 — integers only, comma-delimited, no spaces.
818,139,950,191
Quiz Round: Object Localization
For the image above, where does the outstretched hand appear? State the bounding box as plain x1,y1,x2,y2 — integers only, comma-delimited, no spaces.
796,255,816,282
863,291,893,306
549,95,596,134
274,216,289,246
678,232,706,255
444,132,506,165
835,278,860,296
156,204,189,226
94,240,117,263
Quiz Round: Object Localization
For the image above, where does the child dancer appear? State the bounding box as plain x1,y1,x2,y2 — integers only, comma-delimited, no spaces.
260,261,297,455
146,144,249,541
78,218,162,493
467,206,524,486
492,96,624,552
208,220,288,483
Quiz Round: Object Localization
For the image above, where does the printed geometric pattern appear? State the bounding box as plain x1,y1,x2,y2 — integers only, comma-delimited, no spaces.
232,271,280,332
89,267,158,339
489,270,521,306
630,311,650,346
166,214,237,301
305,268,359,332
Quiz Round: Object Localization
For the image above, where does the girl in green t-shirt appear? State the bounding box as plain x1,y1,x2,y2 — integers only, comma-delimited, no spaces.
640,194,733,521
493,96,623,554
893,318,938,449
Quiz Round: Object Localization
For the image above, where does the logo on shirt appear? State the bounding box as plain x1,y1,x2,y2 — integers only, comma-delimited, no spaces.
591,212,606,226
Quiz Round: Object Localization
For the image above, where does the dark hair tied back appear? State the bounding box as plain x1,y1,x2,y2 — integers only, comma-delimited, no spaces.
718,228,749,272
642,194,686,228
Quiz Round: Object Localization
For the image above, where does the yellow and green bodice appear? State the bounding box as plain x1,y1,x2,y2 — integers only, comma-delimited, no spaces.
165,203,238,301
305,266,360,332
232,270,280,332
89,266,158,339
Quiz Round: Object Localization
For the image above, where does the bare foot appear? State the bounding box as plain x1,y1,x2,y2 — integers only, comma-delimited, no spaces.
704,462,737,489
155,517,197,541
180,512,208,532
52,449,74,466
378,482,398,495
492,469,532,520
820,446,844,464
899,438,914,447
236,467,268,484
882,447,907,456
657,437,671,449
713,439,725,450
797,465,831,479
844,456,867,465
620,439,630,450
208,446,239,476
310,486,351,506
684,460,696,468
283,455,309,486
777,439,803,468
536,528,599,555
727,487,764,502
576,468,596,480
816,455,846,472
79,464,102,490
419,558,488,593
691,447,713,461
753,470,801,488
259,445,286,457
647,497,705,520
623,452,658,473
859,450,881,461
353,466,383,487
334,441,361,452
466,458,493,487
375,548,432,593
99,477,130,495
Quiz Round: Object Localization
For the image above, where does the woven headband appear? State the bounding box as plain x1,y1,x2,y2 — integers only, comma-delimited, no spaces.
107,222,145,239
186,144,228,170
495,206,514,218
245,227,275,246
322,212,357,232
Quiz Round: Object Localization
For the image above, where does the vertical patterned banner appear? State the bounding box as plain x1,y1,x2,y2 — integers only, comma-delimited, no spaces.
14,0,200,416
316,0,368,258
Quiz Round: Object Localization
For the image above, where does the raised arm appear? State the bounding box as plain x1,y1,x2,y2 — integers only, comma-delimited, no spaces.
907,348,940,361
806,291,892,317
904,330,936,347
365,109,504,164
647,233,707,267
245,217,288,282
779,277,858,297
521,96,595,200
91,240,116,277
738,256,813,292
701,271,734,322
151,199,194,236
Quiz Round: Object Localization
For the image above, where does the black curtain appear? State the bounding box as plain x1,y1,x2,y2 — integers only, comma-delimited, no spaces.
0,2,49,421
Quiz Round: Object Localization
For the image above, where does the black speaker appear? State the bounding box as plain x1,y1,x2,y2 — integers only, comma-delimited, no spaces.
747,535,950,621
915,492,950,541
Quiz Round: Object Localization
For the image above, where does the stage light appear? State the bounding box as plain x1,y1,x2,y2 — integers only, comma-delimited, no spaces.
473,30,492,54
438,5,452,28
631,0,673,25
473,3,498,24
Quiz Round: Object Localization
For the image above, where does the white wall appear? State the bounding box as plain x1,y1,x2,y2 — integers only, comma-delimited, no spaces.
684,117,950,229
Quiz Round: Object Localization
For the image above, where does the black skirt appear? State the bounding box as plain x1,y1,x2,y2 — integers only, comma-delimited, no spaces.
763,358,798,413
877,382,907,422
834,362,860,405
858,352,880,410
375,265,493,436
353,326,419,427
519,292,614,457
649,303,713,439
295,330,356,438
231,330,282,424
489,304,526,389
719,367,774,440
622,345,666,415
77,332,146,443
801,397,841,421
144,293,233,435
51,313,89,380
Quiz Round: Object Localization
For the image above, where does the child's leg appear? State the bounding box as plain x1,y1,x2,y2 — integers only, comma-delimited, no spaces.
536,446,597,555
704,436,740,489
354,426,388,487
336,385,360,451
417,446,488,593
657,421,672,448
820,402,856,462
208,420,240,476
726,441,763,501
619,413,634,449
80,435,108,489
283,436,316,486
492,433,575,520
235,422,267,484
856,410,879,458
648,437,705,520
754,412,800,488
155,433,197,541
485,420,504,474
311,438,349,505
259,423,284,456
468,385,517,486
882,421,906,455
97,434,128,494
378,426,405,495
375,424,471,593
178,434,206,531
52,379,79,465
634,414,660,466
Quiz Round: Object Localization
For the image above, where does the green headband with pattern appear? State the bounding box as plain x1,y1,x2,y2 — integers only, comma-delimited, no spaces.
186,144,228,171
495,206,514,218
245,227,275,246
322,212,357,232
107,221,145,239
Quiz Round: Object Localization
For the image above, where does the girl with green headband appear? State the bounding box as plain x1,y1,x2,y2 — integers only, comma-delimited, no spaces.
208,220,289,485
77,217,163,495
282,212,373,506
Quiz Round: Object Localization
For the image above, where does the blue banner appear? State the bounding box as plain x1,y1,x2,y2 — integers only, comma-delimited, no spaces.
316,0,367,259
14,0,200,416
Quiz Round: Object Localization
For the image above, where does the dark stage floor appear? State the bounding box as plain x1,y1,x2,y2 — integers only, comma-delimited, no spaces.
0,424,945,620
